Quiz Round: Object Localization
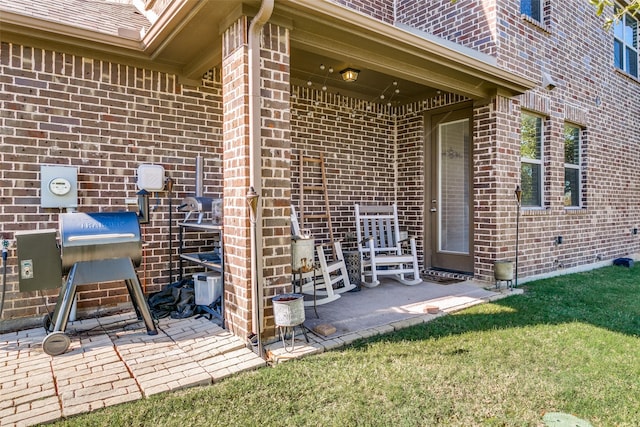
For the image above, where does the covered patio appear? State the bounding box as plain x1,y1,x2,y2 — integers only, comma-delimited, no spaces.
0,0,534,355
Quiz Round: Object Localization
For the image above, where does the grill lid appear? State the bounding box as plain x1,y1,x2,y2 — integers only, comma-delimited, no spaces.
59,212,142,270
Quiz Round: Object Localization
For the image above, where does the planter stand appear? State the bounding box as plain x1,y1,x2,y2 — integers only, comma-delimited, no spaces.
272,293,309,352
494,260,514,290
277,325,309,353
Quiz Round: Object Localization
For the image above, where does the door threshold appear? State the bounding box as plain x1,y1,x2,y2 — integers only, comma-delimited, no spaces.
422,268,473,284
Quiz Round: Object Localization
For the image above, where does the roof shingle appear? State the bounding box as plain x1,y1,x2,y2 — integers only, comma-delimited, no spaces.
0,0,151,39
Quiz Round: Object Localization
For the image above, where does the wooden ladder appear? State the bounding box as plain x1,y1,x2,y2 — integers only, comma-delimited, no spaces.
298,152,335,247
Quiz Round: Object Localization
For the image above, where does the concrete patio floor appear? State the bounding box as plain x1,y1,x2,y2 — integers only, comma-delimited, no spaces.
265,278,520,362
0,278,521,426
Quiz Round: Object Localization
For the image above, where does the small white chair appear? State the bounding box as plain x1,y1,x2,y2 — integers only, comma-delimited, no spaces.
316,241,355,295
355,204,421,287
290,204,351,306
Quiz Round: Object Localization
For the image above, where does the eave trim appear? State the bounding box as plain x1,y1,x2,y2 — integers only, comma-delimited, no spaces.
282,0,536,95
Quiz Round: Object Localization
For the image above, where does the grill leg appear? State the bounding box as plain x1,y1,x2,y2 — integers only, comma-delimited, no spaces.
42,264,80,355
48,263,80,333
124,279,143,320
44,259,158,356
125,277,158,335
66,258,158,336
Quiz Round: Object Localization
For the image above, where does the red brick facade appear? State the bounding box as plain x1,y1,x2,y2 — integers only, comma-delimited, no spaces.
392,0,640,277
0,41,223,326
1,0,638,340
221,17,252,338
496,1,640,277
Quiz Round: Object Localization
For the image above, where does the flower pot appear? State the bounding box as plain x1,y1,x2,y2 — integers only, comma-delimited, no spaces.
272,293,305,327
494,260,514,281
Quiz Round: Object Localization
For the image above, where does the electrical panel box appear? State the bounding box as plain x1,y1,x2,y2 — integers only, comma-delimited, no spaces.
16,229,62,292
41,165,78,208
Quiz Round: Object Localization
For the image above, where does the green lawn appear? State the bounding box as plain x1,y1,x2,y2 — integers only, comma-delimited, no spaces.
52,265,639,426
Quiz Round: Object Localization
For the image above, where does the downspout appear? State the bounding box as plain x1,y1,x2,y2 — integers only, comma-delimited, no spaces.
248,0,274,357
393,109,398,203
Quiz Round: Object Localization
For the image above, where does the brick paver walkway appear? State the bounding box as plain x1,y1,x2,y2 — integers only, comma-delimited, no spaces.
0,313,266,427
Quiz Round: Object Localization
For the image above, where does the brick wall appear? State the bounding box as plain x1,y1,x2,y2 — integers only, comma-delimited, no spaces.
388,0,640,279
396,108,425,261
472,96,522,281
221,17,252,338
330,0,395,24
496,0,640,277
291,88,397,250
221,18,293,340
290,88,468,269
0,41,223,326
259,22,293,336
395,0,498,56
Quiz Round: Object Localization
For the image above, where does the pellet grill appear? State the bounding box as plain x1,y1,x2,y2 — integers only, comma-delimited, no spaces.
37,212,157,355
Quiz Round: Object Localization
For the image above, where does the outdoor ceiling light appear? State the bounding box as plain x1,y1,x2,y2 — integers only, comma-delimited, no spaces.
340,68,359,82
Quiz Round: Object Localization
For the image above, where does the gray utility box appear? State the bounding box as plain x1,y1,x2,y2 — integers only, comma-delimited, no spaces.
40,165,78,208
16,229,62,292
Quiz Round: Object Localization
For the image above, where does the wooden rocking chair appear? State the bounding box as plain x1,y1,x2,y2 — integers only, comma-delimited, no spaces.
355,204,421,287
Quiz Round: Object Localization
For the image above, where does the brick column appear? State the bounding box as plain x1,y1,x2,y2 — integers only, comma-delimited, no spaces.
222,17,252,338
256,22,292,339
473,95,521,281
221,18,291,341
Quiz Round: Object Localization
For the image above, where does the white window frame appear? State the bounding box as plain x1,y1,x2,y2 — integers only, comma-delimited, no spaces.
521,0,543,23
520,111,545,208
613,4,639,78
563,123,582,209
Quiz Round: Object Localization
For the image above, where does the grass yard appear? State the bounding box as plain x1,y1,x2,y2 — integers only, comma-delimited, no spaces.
51,265,639,426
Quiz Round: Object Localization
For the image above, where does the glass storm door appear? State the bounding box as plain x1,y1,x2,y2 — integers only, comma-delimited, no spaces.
430,109,474,273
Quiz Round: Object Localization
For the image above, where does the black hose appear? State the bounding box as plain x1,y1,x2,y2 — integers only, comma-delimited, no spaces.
1,242,8,318
169,196,173,284
166,177,174,285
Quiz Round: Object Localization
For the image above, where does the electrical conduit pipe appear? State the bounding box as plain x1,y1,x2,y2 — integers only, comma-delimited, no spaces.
1,240,8,318
248,0,273,357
